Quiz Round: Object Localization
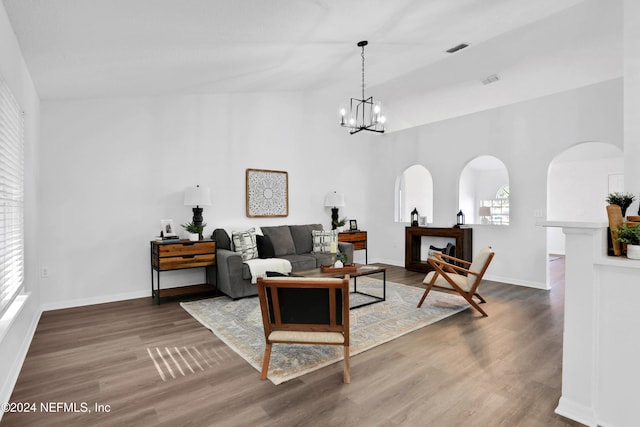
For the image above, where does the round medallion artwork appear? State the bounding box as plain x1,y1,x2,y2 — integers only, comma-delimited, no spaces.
246,169,288,217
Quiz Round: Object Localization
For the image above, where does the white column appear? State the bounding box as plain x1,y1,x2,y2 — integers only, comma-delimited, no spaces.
541,221,640,426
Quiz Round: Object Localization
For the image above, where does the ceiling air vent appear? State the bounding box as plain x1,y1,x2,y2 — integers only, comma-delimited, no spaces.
481,74,500,85
446,43,469,53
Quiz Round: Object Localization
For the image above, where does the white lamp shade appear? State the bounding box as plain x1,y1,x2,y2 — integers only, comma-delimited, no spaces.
184,185,212,206
324,191,345,207
478,206,491,216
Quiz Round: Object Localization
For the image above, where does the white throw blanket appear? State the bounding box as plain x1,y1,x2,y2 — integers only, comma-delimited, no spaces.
244,258,292,284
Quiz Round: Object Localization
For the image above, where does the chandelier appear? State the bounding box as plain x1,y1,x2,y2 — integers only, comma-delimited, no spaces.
339,41,386,134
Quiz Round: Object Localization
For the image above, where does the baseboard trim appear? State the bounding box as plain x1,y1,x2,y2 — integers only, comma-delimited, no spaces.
41,290,150,312
555,397,597,426
484,274,549,290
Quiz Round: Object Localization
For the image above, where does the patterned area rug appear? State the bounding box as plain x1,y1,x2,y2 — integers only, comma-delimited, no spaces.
181,278,469,384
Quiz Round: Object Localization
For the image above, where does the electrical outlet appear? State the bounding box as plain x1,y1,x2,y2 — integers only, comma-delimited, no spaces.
534,209,544,218
41,267,49,278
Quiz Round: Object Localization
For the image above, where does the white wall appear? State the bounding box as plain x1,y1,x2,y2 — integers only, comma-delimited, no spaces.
0,2,41,412
38,91,375,308
366,79,623,288
624,0,640,215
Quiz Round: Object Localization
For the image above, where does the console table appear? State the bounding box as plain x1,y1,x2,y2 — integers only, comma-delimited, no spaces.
405,227,472,273
150,239,216,304
338,231,367,263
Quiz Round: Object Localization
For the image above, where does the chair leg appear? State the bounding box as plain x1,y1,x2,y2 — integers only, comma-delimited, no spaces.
463,293,488,317
343,346,350,384
417,284,433,308
261,343,272,380
474,292,486,304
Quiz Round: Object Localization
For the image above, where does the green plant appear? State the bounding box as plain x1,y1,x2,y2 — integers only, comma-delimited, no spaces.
181,221,206,234
614,224,640,245
606,192,635,208
332,217,347,228
336,251,348,264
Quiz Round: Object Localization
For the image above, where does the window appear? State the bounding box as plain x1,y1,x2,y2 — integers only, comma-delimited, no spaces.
479,185,510,225
459,156,509,225
0,76,24,318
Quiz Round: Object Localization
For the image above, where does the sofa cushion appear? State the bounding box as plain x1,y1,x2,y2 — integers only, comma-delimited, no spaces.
232,228,258,261
307,252,335,268
256,234,275,259
261,225,296,257
312,229,338,253
280,254,317,271
289,224,323,255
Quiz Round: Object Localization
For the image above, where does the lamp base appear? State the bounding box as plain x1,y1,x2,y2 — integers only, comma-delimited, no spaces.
331,207,339,230
192,207,203,240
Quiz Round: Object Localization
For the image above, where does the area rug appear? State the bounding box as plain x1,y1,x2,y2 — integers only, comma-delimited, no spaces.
180,278,469,384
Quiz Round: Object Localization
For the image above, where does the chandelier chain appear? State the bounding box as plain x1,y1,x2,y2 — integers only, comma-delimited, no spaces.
361,45,365,101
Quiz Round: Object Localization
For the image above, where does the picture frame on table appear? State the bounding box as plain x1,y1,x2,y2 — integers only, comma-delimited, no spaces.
349,220,358,231
160,219,178,238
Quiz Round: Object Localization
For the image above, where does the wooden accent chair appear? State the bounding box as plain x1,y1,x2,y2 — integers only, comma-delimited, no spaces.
257,275,351,383
417,246,495,317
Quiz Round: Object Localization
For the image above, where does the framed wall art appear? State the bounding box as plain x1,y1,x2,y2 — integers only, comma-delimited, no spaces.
246,168,289,217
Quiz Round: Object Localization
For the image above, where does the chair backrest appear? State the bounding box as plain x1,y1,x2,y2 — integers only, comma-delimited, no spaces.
257,276,350,342
466,247,495,289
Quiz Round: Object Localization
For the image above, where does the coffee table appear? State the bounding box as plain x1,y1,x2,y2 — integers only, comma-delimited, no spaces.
297,264,386,309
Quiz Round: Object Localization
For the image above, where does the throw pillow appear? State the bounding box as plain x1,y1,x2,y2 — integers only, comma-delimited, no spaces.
232,228,258,261
256,234,275,259
312,229,338,253
261,225,296,256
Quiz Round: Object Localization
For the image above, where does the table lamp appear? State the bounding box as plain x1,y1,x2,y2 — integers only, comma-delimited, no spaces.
324,191,345,230
184,185,212,239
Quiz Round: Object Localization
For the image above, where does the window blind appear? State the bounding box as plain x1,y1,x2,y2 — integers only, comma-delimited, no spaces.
0,76,24,318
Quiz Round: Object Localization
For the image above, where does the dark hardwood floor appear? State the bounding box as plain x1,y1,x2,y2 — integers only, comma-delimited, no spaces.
3,258,580,426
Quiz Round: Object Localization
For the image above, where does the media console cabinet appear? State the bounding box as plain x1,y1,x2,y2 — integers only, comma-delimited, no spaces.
404,226,472,273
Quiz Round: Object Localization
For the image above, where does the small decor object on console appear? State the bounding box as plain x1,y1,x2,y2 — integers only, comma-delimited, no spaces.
160,219,179,240
349,220,358,231
411,208,419,227
181,221,206,241
246,169,289,217
455,210,465,228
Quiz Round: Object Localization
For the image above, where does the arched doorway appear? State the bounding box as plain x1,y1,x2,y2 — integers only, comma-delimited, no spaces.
547,142,624,255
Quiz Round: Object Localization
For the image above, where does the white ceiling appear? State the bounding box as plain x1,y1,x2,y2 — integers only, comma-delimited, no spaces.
2,0,593,101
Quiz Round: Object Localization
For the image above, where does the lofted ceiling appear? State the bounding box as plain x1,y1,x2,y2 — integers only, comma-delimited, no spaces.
2,0,594,101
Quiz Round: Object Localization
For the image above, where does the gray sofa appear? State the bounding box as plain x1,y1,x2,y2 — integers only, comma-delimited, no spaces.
209,224,354,299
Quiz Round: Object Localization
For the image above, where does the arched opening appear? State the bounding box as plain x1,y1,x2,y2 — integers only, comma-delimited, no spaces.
459,156,509,225
395,165,433,224
547,141,624,255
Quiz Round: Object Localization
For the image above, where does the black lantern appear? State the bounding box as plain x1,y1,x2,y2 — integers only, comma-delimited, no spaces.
456,210,465,227
411,208,419,227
